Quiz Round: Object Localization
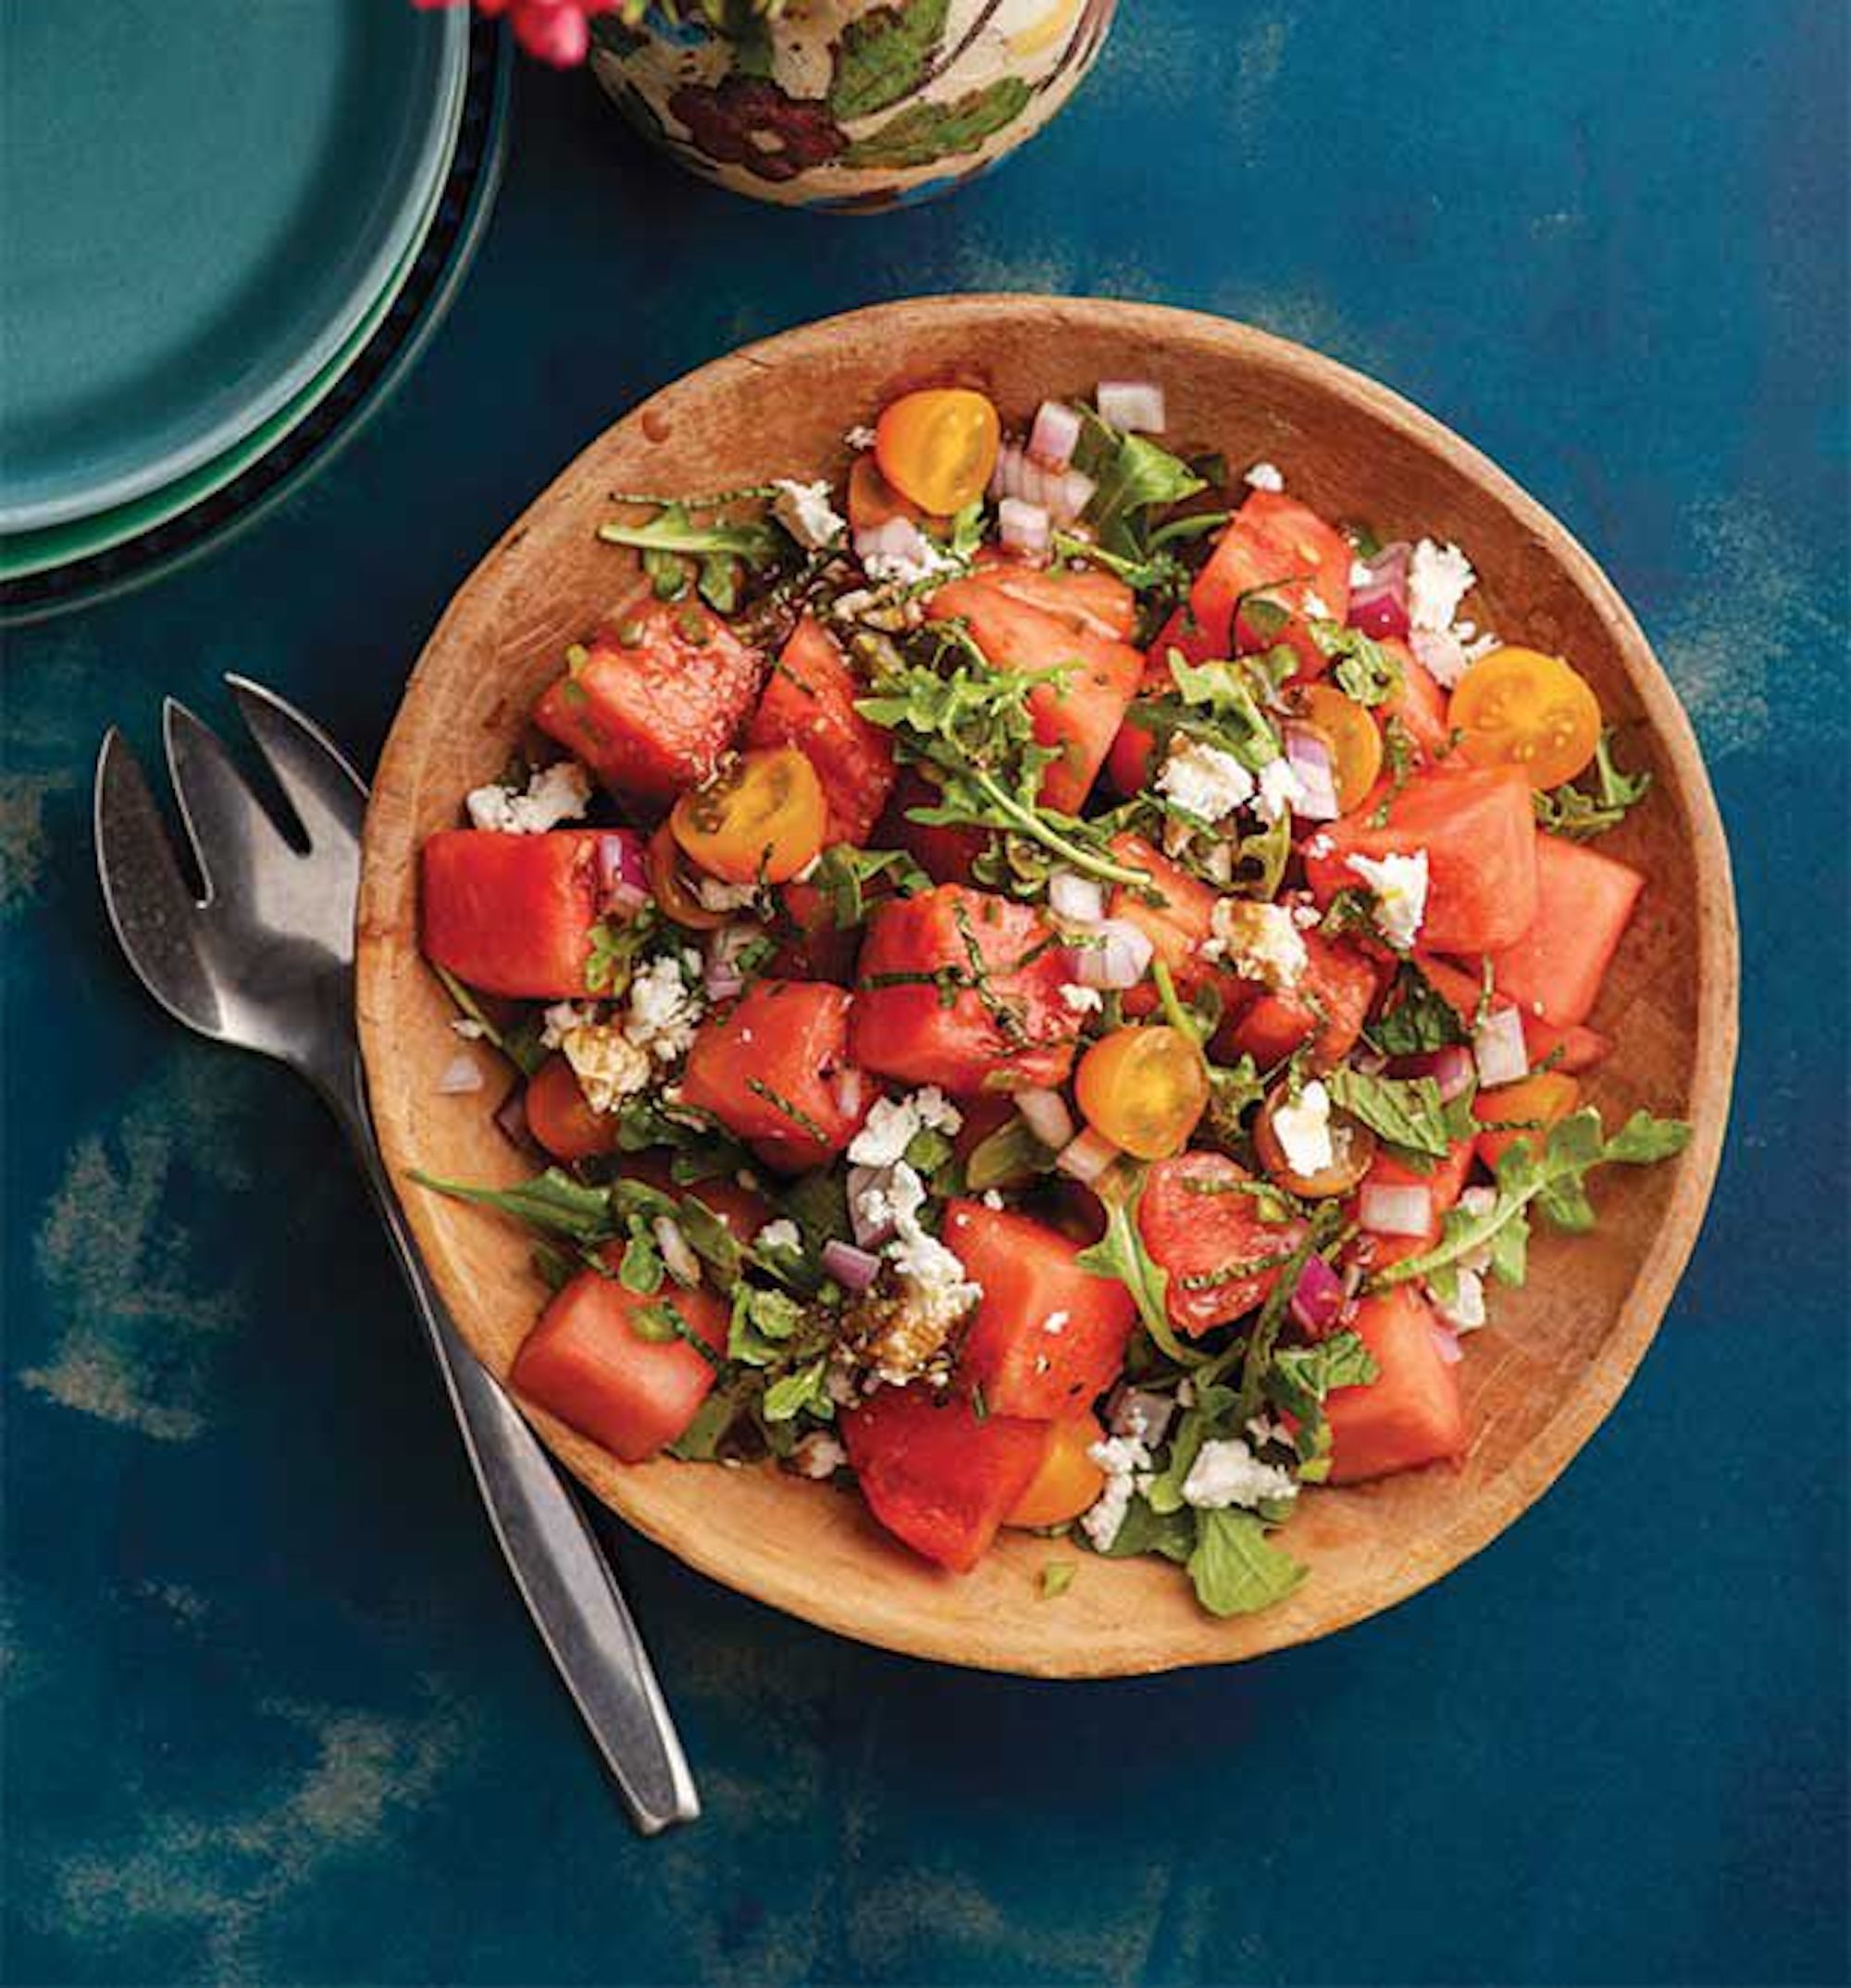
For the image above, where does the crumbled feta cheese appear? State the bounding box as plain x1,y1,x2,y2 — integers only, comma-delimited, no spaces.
1157,737,1255,823
1082,1435,1151,1550
1462,629,1503,665
1346,849,1430,951
624,953,704,1062
694,875,761,913
450,1017,487,1040
1246,1413,1293,1450
1252,755,1305,825
1207,898,1309,992
867,1162,982,1351
1349,558,1375,589
1181,1437,1298,1511
1408,539,1476,634
1243,461,1286,493
540,1000,599,1050
465,759,592,836
562,1025,652,1113
1302,590,1334,622
1454,1187,1498,1275
843,425,877,453
847,1087,963,1168
790,1430,848,1479
1271,1079,1335,1177
753,1219,801,1256
1041,1310,1070,1336
1430,1267,1487,1334
860,520,963,588
1058,982,1104,1014
1410,627,1470,690
771,477,846,552
980,1188,1004,1211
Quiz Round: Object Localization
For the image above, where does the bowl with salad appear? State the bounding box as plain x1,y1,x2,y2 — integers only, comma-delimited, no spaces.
356,297,1735,1676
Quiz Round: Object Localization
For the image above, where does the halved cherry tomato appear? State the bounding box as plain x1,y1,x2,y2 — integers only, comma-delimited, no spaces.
1447,646,1602,789
523,1054,620,1162
1252,1086,1377,1198
669,745,826,885
846,453,924,534
645,822,727,930
1005,1417,1106,1529
1473,1070,1581,1172
875,389,1000,515
1075,1025,1209,1160
1294,684,1384,812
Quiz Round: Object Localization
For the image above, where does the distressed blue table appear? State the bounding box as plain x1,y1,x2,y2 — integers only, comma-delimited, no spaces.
4,3,1845,1982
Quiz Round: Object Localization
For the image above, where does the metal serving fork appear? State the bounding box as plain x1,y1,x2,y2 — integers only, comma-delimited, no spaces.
94,677,699,1834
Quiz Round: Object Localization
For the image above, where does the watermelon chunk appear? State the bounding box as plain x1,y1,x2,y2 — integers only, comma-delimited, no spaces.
1476,834,1643,1026
1326,1286,1467,1483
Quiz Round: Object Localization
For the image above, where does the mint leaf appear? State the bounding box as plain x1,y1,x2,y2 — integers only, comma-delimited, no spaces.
1311,623,1404,706
1187,1509,1305,1616
1366,961,1472,1057
1326,1065,1455,1159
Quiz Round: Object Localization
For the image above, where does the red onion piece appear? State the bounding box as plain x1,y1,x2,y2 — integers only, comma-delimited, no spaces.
847,1163,896,1249
653,1216,702,1288
823,1237,883,1293
1058,467,1097,523
1074,917,1153,989
1394,1042,1477,1102
1047,871,1105,926
1430,1322,1464,1365
854,515,938,573
703,924,756,1002
1027,399,1082,470
1472,1006,1530,1088
596,831,649,911
1360,1182,1434,1237
991,443,1094,527
1283,726,1342,821
1348,541,1411,639
493,1078,532,1150
1289,1253,1347,1337
998,497,1050,561
1055,1126,1121,1185
1107,1384,1177,1447
1016,1087,1075,1151
830,1066,864,1122
438,1052,485,1097
1096,379,1166,433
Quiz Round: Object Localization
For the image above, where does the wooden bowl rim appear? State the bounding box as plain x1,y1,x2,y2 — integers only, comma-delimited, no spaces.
358,295,1738,1676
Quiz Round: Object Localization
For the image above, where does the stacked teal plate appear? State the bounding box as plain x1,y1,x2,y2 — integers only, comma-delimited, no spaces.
0,0,488,612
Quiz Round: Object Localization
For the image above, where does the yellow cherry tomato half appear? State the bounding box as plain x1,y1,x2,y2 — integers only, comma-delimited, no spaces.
645,822,728,930
1075,1025,1210,1161
1295,684,1385,812
1252,1087,1377,1199
1006,1417,1107,1529
875,388,1001,516
670,746,826,886
1472,1071,1581,1172
1447,645,1603,789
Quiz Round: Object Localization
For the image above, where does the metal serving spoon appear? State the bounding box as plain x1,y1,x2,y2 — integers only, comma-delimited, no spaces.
94,676,698,1834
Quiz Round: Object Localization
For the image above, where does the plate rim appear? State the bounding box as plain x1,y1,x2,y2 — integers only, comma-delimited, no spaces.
356,294,1740,1675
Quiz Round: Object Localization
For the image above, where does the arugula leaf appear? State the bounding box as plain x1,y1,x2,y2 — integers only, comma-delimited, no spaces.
1366,961,1471,1057
1311,623,1404,706
1534,728,1654,841
762,1356,835,1423
1372,1107,1692,1291
1265,1329,1378,1481
1075,1168,1195,1365
1186,1508,1306,1617
585,905,659,998
1092,1497,1196,1563
410,1167,614,1243
1205,1052,1265,1146
1326,1065,1455,1160
1038,1561,1077,1599
598,503,783,568
963,1113,1053,1193
807,843,927,929
1071,410,1207,558
431,967,548,1077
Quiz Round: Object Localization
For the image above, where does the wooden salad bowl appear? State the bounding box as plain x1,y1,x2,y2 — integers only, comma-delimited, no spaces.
357,296,1737,1677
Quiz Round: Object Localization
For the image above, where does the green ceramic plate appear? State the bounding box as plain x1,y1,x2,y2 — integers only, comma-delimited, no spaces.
0,0,467,531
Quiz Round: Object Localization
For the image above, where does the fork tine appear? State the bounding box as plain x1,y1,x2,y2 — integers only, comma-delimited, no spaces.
226,675,367,849
162,697,295,900
93,728,224,1036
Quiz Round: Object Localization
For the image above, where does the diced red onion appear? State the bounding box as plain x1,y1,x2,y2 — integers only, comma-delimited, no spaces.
1348,541,1411,640
823,1237,883,1293
847,1163,895,1249
1360,1182,1435,1237
1073,917,1153,989
1107,1384,1176,1446
1016,1087,1075,1151
1047,871,1106,926
597,831,650,914
703,925,756,1002
1430,1322,1464,1365
1058,467,1097,523
1352,1049,1389,1077
1096,379,1166,434
1395,1042,1477,1102
493,1079,531,1149
998,497,1051,560
1289,1254,1347,1338
1055,1126,1121,1185
652,1216,701,1288
1472,1006,1530,1088
1284,725,1342,821
438,1052,485,1096
830,1066,865,1121
991,444,1095,526
855,515,937,572
1027,399,1082,470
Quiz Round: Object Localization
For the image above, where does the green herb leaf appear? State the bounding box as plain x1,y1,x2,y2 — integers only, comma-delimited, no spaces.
1038,1560,1076,1599
1533,728,1654,841
598,502,783,568
1072,410,1208,558
410,1167,615,1243
1326,1065,1455,1160
1075,1169,1196,1366
1187,1508,1306,1616
1311,623,1404,706
762,1356,834,1423
1366,960,1472,1057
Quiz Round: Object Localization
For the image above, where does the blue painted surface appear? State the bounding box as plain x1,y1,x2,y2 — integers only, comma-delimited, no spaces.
3,2,1845,1981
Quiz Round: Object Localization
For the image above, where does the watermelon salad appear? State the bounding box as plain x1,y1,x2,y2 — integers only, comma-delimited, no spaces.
413,379,1690,1618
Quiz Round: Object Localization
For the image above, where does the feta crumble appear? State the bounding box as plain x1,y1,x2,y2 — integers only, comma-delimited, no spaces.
771,477,846,552
450,1017,487,1040
1058,982,1104,1014
789,1431,848,1479
1181,1437,1299,1511
1346,849,1430,951
847,1087,963,1169
1041,1310,1070,1336
853,1161,982,1382
1156,736,1255,823
1271,1079,1335,1177
624,953,704,1062
753,1218,801,1256
1206,898,1308,992
1407,538,1476,634
562,1024,652,1113
465,759,592,836
1253,755,1306,825
860,520,963,588
843,425,877,453
694,875,761,913
1082,1435,1152,1550
540,1000,599,1050
1243,461,1286,493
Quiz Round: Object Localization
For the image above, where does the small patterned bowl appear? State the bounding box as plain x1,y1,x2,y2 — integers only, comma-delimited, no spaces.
590,0,1118,211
